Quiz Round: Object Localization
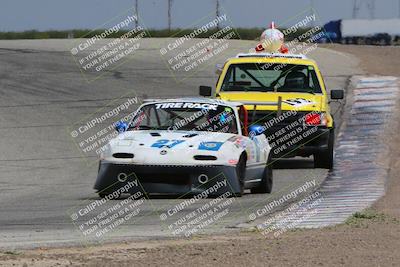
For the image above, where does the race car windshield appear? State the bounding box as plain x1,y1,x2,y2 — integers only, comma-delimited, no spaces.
221,63,322,94
128,102,239,134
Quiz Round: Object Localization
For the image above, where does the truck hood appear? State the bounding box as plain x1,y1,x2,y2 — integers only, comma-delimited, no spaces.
218,91,325,111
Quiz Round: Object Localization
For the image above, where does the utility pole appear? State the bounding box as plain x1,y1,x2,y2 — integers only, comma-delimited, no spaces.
134,0,138,28
367,0,375,19
168,0,173,31
310,0,315,27
216,0,220,30
353,0,375,19
352,0,359,18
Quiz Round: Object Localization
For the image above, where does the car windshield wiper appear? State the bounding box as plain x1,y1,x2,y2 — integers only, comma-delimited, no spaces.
128,125,159,130
223,86,273,92
154,126,171,130
303,89,315,95
250,87,274,92
277,89,316,95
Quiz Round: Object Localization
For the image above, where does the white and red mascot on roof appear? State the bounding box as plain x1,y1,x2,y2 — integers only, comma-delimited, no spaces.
255,22,288,54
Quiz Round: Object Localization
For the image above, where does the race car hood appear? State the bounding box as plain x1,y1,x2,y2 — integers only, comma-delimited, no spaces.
218,91,326,111
102,130,243,166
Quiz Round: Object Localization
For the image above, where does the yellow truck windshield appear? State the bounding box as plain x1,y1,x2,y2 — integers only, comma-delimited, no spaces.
221,63,322,94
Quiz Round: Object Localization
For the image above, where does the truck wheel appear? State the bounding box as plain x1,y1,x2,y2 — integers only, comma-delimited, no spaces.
235,155,246,197
251,159,273,194
314,128,334,169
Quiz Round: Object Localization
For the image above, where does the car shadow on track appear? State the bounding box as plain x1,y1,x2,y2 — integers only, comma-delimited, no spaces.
272,158,315,169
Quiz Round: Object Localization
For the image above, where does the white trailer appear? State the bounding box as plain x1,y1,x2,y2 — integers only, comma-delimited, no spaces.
340,19,400,45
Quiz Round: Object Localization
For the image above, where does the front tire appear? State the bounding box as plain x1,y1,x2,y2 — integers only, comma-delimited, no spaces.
314,128,334,169
235,155,246,197
251,158,273,194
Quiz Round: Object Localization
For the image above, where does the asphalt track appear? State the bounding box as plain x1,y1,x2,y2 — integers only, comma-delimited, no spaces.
0,38,362,248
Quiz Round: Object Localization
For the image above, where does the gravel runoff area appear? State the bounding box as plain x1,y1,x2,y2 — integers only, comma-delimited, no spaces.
0,45,399,267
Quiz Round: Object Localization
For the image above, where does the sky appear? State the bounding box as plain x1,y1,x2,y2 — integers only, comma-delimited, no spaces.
1,0,399,31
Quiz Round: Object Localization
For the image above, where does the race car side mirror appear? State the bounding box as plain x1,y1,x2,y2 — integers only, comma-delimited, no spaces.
331,89,344,100
115,121,128,133
199,86,212,97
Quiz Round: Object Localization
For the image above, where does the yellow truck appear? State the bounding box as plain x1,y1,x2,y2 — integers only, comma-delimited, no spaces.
199,53,344,169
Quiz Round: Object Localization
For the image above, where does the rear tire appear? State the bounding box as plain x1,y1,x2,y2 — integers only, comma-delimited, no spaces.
314,128,334,169
251,158,273,194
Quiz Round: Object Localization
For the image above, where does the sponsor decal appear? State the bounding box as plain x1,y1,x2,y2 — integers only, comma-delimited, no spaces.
155,102,218,110
235,137,246,149
151,139,185,148
283,98,315,107
198,141,223,151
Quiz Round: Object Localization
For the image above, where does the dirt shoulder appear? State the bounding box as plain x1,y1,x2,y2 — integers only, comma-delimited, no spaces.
320,44,400,77
1,45,399,267
1,221,400,267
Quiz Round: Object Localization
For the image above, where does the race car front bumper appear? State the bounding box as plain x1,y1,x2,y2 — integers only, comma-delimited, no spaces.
94,161,241,196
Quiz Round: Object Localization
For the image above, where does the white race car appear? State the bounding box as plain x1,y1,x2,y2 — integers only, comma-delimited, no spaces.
94,98,273,197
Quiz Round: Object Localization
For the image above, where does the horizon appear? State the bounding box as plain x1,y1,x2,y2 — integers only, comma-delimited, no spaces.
1,0,400,32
